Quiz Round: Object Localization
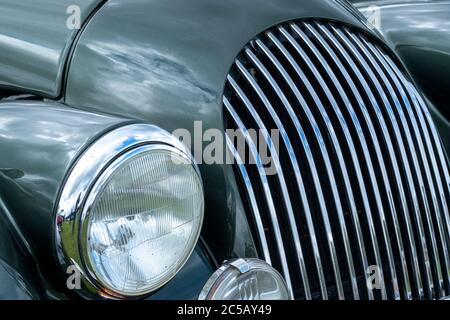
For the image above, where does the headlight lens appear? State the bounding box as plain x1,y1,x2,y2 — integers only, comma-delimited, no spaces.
56,124,204,299
82,145,203,296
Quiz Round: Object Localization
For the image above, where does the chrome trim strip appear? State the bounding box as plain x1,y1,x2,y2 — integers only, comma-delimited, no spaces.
224,84,294,296
225,135,272,265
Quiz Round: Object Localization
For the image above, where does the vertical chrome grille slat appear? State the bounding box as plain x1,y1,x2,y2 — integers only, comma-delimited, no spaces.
408,83,450,282
252,38,329,299
315,23,393,300
225,135,272,264
382,53,450,288
414,89,450,205
347,34,415,300
346,29,445,298
304,21,415,300
246,42,349,299
223,20,450,300
322,27,433,296
413,89,450,279
368,42,450,294
321,29,427,297
223,91,294,297
307,21,419,300
268,29,350,299
290,23,371,300
412,87,450,295
230,62,310,298
364,38,438,300
333,28,432,300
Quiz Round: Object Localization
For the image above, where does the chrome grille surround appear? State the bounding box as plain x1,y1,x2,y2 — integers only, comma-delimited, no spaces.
224,20,450,300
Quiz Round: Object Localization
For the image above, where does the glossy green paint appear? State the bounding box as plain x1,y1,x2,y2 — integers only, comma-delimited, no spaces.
0,0,105,97
146,244,216,300
0,101,128,297
0,208,42,300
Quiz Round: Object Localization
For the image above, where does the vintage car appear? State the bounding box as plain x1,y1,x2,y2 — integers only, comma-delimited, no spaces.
0,0,449,300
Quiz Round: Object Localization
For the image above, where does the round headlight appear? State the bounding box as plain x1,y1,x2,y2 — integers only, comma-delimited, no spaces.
82,145,203,296
56,124,204,299
199,259,291,300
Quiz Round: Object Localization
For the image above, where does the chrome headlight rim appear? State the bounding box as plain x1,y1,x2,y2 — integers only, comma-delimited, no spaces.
54,123,203,299
79,144,204,297
199,258,291,300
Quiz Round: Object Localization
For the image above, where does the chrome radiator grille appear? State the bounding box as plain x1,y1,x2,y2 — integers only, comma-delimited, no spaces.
224,21,450,300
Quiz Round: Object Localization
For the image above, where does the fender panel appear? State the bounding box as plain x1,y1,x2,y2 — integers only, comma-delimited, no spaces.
0,101,216,299
0,0,105,97
0,209,42,300
0,101,130,290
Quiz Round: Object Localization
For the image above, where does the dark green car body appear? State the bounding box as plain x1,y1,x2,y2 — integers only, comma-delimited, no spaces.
0,0,448,299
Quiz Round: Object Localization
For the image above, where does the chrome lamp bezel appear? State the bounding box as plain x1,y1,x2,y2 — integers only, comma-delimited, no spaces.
198,258,291,300
54,123,204,299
